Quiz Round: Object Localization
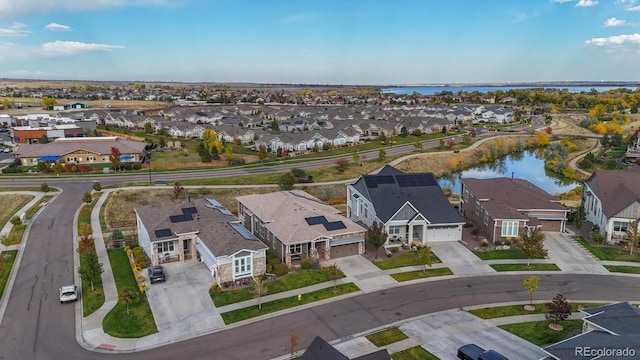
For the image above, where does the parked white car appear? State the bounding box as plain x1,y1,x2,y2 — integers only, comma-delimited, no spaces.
59,285,78,303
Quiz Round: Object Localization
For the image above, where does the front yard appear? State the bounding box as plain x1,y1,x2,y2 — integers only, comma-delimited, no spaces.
499,320,583,346
576,237,640,262
372,250,441,270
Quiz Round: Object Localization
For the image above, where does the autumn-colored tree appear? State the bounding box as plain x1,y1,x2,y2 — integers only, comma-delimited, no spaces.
625,221,640,255
514,227,548,266
419,245,432,273
257,144,268,162
367,222,388,259
224,144,235,164
77,233,95,255
335,158,350,172
109,147,122,170
118,287,138,315
536,131,550,146
41,96,57,109
545,293,571,330
352,151,361,165
289,329,303,359
522,276,539,306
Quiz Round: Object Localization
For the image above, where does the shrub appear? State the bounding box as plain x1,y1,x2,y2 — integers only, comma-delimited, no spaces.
83,191,93,204
290,168,306,179
132,247,148,268
273,263,289,277
481,239,489,247
10,216,22,226
504,238,512,246
391,247,399,253
92,182,102,192
300,258,313,270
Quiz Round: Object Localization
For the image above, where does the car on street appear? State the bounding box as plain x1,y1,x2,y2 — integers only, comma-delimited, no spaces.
59,285,78,303
148,265,166,283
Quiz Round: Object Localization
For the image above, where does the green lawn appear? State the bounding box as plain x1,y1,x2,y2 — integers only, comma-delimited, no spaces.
604,265,640,274
490,263,561,272
390,268,453,282
366,327,409,347
472,249,532,260
24,195,54,220
0,251,18,297
220,283,359,324
470,303,607,319
210,268,345,307
80,251,105,317
102,249,157,338
391,346,439,360
4,224,26,246
576,237,640,262
372,251,441,270
499,320,583,346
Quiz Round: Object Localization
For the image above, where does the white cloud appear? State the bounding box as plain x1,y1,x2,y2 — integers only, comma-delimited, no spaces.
46,23,71,31
0,22,29,37
604,17,627,27
627,5,640,10
0,0,166,18
41,41,124,56
575,0,599,6
585,33,640,51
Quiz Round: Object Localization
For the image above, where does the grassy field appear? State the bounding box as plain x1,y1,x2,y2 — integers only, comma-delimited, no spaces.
469,303,606,319
102,249,157,338
472,249,531,260
0,194,34,230
391,346,439,360
499,320,583,346
372,251,442,270
210,268,345,307
0,251,18,298
390,268,453,282
490,263,561,272
220,283,359,324
366,327,409,347
576,237,640,262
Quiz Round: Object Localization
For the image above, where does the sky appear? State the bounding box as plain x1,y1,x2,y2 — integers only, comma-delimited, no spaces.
1,0,640,85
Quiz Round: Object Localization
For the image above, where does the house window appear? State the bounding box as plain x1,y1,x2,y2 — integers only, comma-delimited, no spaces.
289,244,302,254
364,204,369,219
484,213,489,226
234,255,252,276
613,221,628,232
501,221,519,237
157,241,175,253
475,201,481,215
388,225,402,235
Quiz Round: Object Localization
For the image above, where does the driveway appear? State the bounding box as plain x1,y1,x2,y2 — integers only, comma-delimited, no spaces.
544,232,609,273
333,255,397,291
145,261,221,331
399,309,548,360
429,242,495,275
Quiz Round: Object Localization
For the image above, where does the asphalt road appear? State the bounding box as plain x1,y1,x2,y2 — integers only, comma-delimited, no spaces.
0,130,627,360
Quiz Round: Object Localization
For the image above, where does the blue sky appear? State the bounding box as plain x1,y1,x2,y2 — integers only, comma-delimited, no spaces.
1,0,640,85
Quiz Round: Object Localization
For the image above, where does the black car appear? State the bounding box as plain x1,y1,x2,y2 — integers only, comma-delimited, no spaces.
148,265,166,284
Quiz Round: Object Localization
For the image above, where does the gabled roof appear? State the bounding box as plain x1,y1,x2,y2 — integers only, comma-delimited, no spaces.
581,302,640,335
584,167,640,217
461,177,567,220
351,165,464,224
135,199,267,257
15,136,147,158
301,336,390,360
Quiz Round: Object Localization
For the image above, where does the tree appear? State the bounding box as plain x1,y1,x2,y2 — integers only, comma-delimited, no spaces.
109,147,122,171
118,287,138,315
536,131,550,146
173,181,184,198
41,96,57,109
545,293,571,330
378,149,386,162
78,251,103,292
224,144,235,164
625,221,640,255
574,205,585,230
198,141,212,162
144,122,153,134
289,329,303,359
40,183,50,193
252,277,268,310
257,144,268,162
40,135,50,144
278,172,296,190
10,216,21,226
109,228,123,241
330,263,341,291
514,228,548,266
418,245,432,273
522,276,539,307
352,151,361,165
335,158,350,172
83,191,93,204
76,233,95,255
92,181,102,192
414,141,423,151
367,222,388,259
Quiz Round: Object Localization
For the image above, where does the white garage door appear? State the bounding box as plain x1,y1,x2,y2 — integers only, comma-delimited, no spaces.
426,225,461,242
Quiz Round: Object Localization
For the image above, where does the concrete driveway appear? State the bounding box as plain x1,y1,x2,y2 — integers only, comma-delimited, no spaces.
544,232,609,273
429,242,496,275
145,261,217,331
399,309,548,360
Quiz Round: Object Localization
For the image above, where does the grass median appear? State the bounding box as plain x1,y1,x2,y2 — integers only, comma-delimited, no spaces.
24,195,54,220
490,263,561,272
472,249,531,260
220,283,359,324
0,251,18,298
469,303,607,319
366,327,408,347
603,265,640,274
372,251,441,270
390,267,453,282
499,319,583,346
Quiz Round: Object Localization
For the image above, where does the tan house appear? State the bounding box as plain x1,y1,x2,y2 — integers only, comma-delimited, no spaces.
135,198,268,286
460,177,568,243
236,190,367,266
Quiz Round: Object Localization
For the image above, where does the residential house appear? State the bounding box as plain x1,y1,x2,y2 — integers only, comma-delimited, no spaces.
236,190,367,266
623,128,640,162
347,165,465,246
583,167,640,244
135,198,268,286
543,302,640,360
12,124,84,144
301,336,390,360
460,177,569,244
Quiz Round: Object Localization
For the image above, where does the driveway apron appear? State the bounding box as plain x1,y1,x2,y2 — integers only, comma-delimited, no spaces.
429,242,496,275
544,232,609,273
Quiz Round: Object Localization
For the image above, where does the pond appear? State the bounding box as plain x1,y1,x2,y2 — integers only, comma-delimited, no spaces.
437,150,579,195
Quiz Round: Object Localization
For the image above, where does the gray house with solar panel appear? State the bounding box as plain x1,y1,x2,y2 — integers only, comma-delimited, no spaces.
135,198,268,285
347,165,465,246
236,191,367,266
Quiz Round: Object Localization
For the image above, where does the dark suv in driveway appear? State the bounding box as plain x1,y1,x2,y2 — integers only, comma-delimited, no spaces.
148,265,166,284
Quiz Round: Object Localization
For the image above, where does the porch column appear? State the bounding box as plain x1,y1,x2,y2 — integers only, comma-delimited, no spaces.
408,224,414,244
422,224,427,245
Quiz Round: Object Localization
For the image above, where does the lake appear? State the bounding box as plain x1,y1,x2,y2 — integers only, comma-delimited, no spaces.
437,150,579,195
382,85,637,95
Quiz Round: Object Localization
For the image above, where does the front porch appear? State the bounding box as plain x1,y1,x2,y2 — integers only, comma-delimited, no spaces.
285,240,329,267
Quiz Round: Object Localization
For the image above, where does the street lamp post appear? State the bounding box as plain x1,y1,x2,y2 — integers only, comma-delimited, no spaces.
148,157,152,185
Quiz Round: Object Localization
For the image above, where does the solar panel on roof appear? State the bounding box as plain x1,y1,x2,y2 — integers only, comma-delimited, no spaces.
323,221,347,231
218,208,233,216
206,198,223,207
182,207,198,215
169,215,185,223
377,176,395,184
154,229,172,238
230,223,257,240
305,216,327,225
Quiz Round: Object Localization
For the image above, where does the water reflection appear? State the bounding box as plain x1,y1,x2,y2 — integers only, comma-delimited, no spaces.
438,150,579,195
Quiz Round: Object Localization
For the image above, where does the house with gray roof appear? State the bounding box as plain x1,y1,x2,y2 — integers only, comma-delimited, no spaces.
135,198,268,286
236,190,366,266
347,165,465,246
301,336,390,360
543,302,640,360
460,177,568,244
583,166,640,244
